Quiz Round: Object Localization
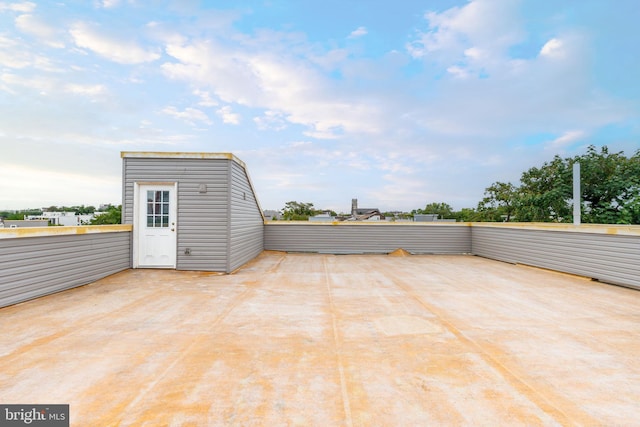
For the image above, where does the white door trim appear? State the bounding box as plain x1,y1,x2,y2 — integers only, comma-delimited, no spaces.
133,182,178,268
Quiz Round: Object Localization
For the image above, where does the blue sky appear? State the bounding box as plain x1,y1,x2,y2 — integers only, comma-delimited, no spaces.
1,0,639,213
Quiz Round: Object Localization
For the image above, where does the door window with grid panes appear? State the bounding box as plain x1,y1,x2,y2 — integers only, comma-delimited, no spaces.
146,190,170,228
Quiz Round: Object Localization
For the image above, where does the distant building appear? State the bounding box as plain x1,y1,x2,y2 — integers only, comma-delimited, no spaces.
414,214,456,222
263,210,282,221
3,220,49,228
414,214,439,222
25,211,98,226
309,212,335,222
349,199,385,221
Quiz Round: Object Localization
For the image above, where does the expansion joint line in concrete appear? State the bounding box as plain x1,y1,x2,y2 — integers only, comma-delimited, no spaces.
384,271,593,426
0,285,167,364
265,253,287,274
322,256,354,427
116,286,256,422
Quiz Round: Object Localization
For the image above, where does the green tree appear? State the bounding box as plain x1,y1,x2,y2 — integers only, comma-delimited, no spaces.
282,201,319,221
74,205,96,215
453,208,483,222
517,155,572,222
487,145,640,224
384,211,413,220
477,182,518,222
90,205,122,225
577,146,640,223
412,202,455,219
0,209,42,220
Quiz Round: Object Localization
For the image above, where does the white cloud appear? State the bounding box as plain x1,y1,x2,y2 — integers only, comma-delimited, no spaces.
216,105,240,125
253,110,287,131
348,26,367,38
0,72,53,93
193,89,217,107
1,73,107,99
0,33,61,71
64,83,108,97
70,22,160,64
365,173,432,210
288,141,312,148
162,40,257,104
0,1,35,13
262,172,305,189
407,0,524,76
161,106,212,125
96,0,121,8
0,34,17,48
309,48,349,71
162,38,386,139
539,38,564,58
15,14,64,48
446,65,469,79
545,130,586,150
400,2,625,141
0,49,31,69
464,47,485,61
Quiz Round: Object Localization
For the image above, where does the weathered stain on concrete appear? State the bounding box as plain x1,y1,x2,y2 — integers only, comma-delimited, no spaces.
0,252,638,425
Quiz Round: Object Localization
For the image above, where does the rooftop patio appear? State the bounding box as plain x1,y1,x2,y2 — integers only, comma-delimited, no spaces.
1,252,638,425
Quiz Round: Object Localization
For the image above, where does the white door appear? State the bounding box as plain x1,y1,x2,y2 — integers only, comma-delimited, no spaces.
136,184,177,268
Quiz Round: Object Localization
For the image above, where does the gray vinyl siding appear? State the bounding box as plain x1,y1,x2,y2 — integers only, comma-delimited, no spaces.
472,226,640,290
264,223,471,254
122,157,229,271
122,155,264,273
0,231,131,308
228,161,264,272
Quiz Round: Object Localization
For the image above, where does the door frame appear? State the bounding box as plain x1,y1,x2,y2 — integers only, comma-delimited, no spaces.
132,181,178,268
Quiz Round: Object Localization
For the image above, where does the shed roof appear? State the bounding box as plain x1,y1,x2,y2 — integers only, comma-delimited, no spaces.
120,151,246,168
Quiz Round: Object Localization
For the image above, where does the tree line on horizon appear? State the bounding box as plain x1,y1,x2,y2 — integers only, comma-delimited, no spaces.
281,145,640,224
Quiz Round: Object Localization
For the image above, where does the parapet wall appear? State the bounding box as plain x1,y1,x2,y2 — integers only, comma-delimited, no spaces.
264,222,472,254
0,225,132,308
1,221,638,309
471,223,640,290
265,222,640,290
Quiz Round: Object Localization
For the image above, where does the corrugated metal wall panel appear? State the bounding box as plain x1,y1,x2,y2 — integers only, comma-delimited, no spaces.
0,231,131,308
228,161,264,272
472,226,640,290
264,223,471,254
122,157,230,271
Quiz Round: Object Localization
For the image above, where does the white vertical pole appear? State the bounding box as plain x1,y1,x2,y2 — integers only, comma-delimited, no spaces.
573,162,581,225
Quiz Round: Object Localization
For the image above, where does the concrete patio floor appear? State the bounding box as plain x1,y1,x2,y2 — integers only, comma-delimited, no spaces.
1,252,638,426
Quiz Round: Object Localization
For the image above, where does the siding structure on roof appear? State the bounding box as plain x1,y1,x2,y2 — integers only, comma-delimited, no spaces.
229,160,264,272
264,222,471,254
0,226,131,308
471,225,640,290
122,153,263,273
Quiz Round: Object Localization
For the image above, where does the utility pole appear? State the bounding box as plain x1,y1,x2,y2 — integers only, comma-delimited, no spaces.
573,162,581,225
